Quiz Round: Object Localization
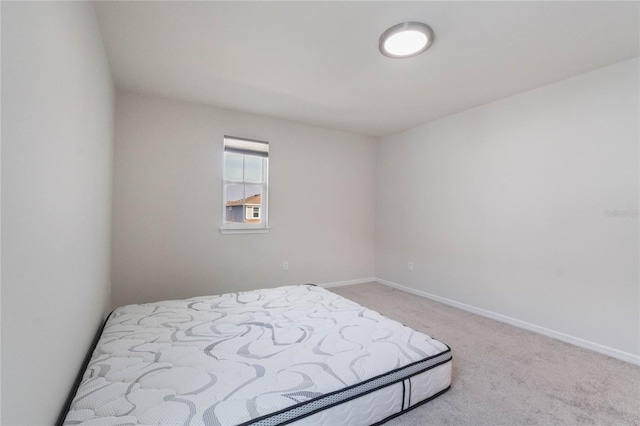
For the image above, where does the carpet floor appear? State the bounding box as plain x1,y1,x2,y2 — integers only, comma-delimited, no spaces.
331,282,639,426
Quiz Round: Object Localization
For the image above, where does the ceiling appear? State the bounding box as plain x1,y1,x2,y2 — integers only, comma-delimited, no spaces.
94,1,639,137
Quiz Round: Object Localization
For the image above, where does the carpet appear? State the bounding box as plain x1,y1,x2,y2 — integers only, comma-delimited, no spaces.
331,282,640,425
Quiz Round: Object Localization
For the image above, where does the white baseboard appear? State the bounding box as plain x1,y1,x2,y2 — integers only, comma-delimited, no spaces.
375,278,640,366
318,278,375,289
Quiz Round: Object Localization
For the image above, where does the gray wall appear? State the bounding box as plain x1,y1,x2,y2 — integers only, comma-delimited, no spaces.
376,58,639,359
1,2,114,424
111,90,375,308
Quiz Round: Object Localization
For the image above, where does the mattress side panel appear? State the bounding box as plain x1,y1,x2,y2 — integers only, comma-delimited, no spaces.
409,361,452,407
288,382,404,426
285,361,452,426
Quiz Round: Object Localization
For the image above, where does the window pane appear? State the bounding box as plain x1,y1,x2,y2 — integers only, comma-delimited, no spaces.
244,155,263,183
224,152,243,181
224,184,245,223
225,184,244,203
244,185,262,224
244,185,262,200
224,184,263,225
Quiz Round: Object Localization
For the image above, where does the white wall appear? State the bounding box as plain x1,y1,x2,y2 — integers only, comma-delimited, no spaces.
376,58,639,360
111,91,375,308
1,2,114,424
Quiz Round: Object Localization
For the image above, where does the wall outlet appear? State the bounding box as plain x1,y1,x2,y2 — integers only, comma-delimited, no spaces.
408,262,414,272
283,261,289,271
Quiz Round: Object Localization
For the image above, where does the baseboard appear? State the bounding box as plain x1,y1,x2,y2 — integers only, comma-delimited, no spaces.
318,277,376,289
375,278,640,366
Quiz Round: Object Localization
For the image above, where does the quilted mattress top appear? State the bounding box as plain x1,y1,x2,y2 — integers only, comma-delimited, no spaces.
64,284,450,425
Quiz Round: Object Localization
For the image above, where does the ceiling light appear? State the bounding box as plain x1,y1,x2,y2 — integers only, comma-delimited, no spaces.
379,22,434,58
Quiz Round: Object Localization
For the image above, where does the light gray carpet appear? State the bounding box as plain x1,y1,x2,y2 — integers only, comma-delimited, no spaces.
331,282,640,426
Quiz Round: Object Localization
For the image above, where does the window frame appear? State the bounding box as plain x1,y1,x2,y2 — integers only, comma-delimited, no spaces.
220,136,270,234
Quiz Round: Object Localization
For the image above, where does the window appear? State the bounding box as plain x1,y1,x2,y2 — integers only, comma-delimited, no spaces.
221,136,269,233
246,206,260,220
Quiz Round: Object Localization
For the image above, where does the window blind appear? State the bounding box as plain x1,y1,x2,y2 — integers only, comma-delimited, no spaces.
224,136,269,157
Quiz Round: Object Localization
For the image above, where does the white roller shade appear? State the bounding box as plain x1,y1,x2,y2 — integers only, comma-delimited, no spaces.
224,136,269,157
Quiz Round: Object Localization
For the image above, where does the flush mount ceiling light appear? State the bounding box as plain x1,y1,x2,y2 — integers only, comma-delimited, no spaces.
379,22,434,58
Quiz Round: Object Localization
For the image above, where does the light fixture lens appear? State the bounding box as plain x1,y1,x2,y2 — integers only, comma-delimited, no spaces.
383,30,428,56
379,22,434,58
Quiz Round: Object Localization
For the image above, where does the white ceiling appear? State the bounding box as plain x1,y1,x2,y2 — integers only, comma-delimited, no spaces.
94,1,639,137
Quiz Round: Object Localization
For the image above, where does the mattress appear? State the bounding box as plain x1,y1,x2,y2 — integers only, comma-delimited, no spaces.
63,284,452,425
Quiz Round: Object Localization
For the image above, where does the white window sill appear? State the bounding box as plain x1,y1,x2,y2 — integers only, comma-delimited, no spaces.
219,227,271,235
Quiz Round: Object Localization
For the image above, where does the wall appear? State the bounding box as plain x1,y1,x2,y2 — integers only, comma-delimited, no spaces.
1,2,114,424
111,91,375,308
376,58,639,361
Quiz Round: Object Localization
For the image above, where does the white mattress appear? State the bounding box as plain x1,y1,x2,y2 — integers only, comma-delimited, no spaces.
63,284,452,425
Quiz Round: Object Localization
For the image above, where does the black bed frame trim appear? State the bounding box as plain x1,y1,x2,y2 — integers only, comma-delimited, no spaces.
55,310,114,426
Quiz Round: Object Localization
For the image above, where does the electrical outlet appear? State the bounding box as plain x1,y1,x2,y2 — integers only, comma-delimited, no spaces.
408,262,414,272
283,261,289,271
